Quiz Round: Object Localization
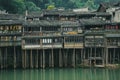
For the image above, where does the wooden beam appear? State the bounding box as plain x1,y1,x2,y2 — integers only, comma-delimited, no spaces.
40,50,42,68
0,48,3,69
49,49,52,67
24,50,27,68
113,48,115,64
14,46,16,69
72,48,75,67
22,50,25,69
51,49,54,67
30,49,33,68
90,48,92,66
42,49,45,68
36,49,38,68
59,48,62,67
5,47,7,68
106,48,108,65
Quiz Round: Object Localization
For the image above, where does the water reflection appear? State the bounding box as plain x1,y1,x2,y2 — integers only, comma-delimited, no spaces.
0,68,120,80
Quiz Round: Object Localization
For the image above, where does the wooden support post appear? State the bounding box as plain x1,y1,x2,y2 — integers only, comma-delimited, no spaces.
30,49,33,68
88,48,89,60
109,49,111,64
40,50,42,68
83,48,86,65
106,48,108,65
75,50,78,66
90,48,92,66
102,48,105,65
24,50,27,68
81,49,83,64
72,49,75,67
22,50,25,69
51,49,54,67
59,48,62,67
113,48,115,64
5,47,7,68
36,50,38,68
118,48,120,63
94,47,96,65
84,48,86,60
0,48,3,69
42,49,45,68
49,50,52,67
64,50,67,67
14,46,16,69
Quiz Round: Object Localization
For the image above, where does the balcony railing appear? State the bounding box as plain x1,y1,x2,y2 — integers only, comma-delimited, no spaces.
85,42,104,47
23,43,63,49
64,42,83,48
0,41,21,46
23,31,61,37
84,30,104,34
105,30,120,33
0,31,21,35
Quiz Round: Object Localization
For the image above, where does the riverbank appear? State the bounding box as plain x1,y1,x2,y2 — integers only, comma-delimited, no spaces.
77,64,120,69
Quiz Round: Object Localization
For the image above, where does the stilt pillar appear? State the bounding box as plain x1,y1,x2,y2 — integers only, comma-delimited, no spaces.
30,49,33,68
81,49,83,64
22,50,25,69
49,50,52,67
40,50,42,68
42,49,45,68
64,50,67,67
102,48,105,66
59,49,62,67
72,49,75,67
51,49,54,67
24,50,27,68
94,47,96,65
5,47,7,68
113,48,115,64
106,48,108,65
0,48,3,69
90,48,92,66
35,50,38,68
14,46,16,69
118,48,120,63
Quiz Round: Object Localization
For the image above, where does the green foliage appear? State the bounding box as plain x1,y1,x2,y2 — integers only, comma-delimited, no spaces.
84,0,96,9
0,0,40,14
26,1,41,12
0,0,119,13
47,4,55,10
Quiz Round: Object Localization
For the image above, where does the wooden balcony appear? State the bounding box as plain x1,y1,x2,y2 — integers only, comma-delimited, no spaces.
23,31,43,36
22,43,63,49
85,42,104,47
23,45,41,49
107,42,120,48
105,30,120,34
84,30,104,35
0,31,21,36
0,41,21,46
23,31,61,37
64,43,83,48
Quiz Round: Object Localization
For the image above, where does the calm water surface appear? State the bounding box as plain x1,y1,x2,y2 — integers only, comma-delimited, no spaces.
0,68,120,80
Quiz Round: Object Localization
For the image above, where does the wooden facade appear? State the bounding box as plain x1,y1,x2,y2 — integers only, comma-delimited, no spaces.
0,9,120,69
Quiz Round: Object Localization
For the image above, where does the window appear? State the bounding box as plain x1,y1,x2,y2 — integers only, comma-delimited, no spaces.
42,38,52,44
25,39,40,45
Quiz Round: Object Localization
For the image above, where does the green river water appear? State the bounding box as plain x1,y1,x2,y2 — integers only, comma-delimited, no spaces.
0,68,120,80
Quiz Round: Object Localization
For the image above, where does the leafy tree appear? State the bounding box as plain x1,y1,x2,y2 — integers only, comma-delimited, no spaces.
84,0,96,9
25,1,41,12
0,0,120,14
47,4,55,10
